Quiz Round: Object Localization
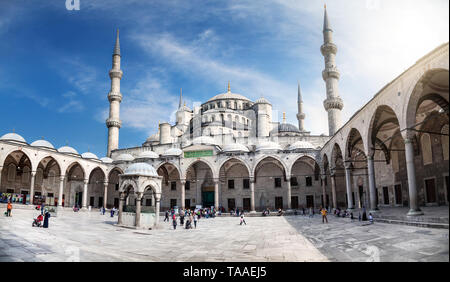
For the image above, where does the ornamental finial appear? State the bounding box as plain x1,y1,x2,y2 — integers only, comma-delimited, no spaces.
227,81,231,92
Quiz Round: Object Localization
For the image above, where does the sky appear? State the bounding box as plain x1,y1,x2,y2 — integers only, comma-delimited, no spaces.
0,0,448,158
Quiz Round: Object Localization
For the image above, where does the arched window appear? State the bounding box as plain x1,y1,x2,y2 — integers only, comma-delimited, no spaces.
7,164,15,182
22,166,30,183
441,124,449,161
421,133,433,165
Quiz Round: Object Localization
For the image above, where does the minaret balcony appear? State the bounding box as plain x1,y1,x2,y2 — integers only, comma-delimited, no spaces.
296,113,306,120
320,42,337,55
109,69,123,79
322,68,340,80
106,118,122,128
323,97,344,111
108,91,123,102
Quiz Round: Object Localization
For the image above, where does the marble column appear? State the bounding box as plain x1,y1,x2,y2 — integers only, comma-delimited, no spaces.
118,192,125,225
214,179,219,210
321,175,327,208
155,194,161,227
58,175,65,207
29,171,36,205
404,136,423,216
82,179,88,209
135,192,142,228
330,171,337,210
344,164,354,210
103,181,108,209
286,177,292,210
367,155,379,212
180,180,186,210
250,178,256,213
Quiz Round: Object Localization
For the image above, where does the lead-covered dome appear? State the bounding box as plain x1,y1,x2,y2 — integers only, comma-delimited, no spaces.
81,152,99,159
136,151,159,159
100,157,114,164
222,143,249,153
255,141,282,152
255,97,271,104
0,133,27,143
124,163,158,177
115,153,135,162
162,147,183,157
207,92,251,102
276,123,300,133
31,140,55,149
288,140,315,150
192,136,217,146
58,146,79,155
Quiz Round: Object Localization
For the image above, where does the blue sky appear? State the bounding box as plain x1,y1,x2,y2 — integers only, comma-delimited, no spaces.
0,0,448,158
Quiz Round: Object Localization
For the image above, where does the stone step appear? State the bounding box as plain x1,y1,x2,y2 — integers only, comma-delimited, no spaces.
374,218,449,229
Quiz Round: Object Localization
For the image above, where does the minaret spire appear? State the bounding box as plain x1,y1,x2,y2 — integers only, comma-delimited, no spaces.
321,6,343,136
296,81,306,132
227,81,231,93
179,88,183,108
106,29,124,157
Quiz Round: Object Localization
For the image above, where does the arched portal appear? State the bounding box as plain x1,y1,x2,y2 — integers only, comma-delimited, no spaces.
345,128,368,209
35,156,62,206
253,156,287,210
290,155,321,209
219,158,251,212
88,167,106,208
65,162,85,208
0,150,32,204
157,162,181,210
107,167,123,209
185,160,215,209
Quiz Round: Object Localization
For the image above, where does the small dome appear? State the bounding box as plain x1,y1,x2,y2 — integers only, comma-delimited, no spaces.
192,136,217,146
162,147,183,157
115,153,135,162
277,123,300,133
81,152,99,160
255,141,282,152
137,151,159,159
124,163,158,177
146,132,160,143
255,97,271,104
100,157,114,164
288,141,315,150
58,146,79,155
222,143,249,153
31,140,55,149
0,133,27,143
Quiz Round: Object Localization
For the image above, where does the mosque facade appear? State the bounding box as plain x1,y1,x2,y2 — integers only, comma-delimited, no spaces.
0,8,448,218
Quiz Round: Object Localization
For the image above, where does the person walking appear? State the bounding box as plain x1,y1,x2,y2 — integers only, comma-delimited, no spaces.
368,213,374,224
193,213,198,228
164,210,169,222
172,214,177,230
240,214,246,225
43,210,51,228
321,207,328,224
6,201,12,217
309,207,314,218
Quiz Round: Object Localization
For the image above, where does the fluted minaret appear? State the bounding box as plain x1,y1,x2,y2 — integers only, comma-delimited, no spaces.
296,81,306,132
321,5,343,136
106,29,123,157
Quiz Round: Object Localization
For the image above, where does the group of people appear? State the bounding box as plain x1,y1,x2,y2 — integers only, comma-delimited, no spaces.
165,209,200,230
32,204,51,228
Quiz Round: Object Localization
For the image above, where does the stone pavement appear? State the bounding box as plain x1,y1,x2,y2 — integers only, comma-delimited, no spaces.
0,209,447,262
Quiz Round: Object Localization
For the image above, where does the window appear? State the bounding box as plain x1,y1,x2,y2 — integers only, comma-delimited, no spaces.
305,176,312,186
146,198,152,206
185,199,191,208
383,187,389,205
290,177,298,186
115,183,119,191
274,178,282,188
275,197,283,209
171,181,177,191
243,179,250,189
90,197,95,207
185,181,190,190
243,198,251,211
228,179,235,189
228,198,236,211
170,199,177,208
394,184,402,205
291,196,299,209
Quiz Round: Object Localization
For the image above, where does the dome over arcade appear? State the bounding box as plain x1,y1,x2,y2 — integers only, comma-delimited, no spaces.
0,133,27,143
255,97,271,104
124,162,158,177
288,140,315,150
81,152,99,160
100,157,114,163
162,147,183,157
192,136,218,146
31,139,55,150
136,150,159,159
255,141,283,152
222,143,249,153
58,146,79,155
115,153,135,162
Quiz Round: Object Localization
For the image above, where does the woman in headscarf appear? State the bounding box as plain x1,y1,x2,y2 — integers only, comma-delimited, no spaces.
43,210,51,228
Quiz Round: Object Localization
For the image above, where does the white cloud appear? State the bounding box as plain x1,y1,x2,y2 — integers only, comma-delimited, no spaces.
58,91,84,113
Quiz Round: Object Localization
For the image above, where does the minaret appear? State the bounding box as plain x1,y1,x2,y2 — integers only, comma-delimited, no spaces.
321,5,343,136
179,88,183,108
106,29,123,157
296,81,306,132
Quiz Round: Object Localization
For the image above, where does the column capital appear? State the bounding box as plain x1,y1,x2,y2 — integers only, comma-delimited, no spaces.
213,178,220,184
401,128,416,142
136,192,143,200
344,161,352,169
180,179,186,185
83,179,89,184
249,177,256,184
103,181,109,186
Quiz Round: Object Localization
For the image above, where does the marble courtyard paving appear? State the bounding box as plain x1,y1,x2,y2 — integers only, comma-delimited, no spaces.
0,209,448,262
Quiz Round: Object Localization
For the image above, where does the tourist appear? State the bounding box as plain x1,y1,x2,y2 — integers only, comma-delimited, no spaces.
164,210,169,222
193,213,198,228
240,213,246,225
302,207,305,216
309,207,314,218
368,213,374,224
110,207,115,217
350,212,354,221
180,213,185,225
43,210,51,228
41,203,45,215
6,201,12,217
172,214,177,230
321,207,328,223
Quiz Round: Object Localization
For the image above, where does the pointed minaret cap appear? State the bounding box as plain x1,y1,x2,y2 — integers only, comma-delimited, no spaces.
179,88,183,108
227,81,231,93
298,81,303,103
113,29,121,56
323,5,332,32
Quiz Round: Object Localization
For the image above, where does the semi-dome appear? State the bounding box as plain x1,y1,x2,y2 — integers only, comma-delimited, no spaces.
162,147,183,157
255,141,282,152
288,140,315,150
100,157,114,164
124,163,158,177
207,92,251,102
0,133,27,143
115,153,135,162
222,143,249,153
192,136,217,146
58,146,79,155
136,151,159,159
31,140,55,149
255,97,271,104
81,152,99,160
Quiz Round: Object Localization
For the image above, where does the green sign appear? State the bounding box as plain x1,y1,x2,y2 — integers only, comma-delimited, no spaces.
184,150,214,158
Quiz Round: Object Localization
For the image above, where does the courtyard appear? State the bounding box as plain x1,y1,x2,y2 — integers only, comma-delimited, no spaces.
0,209,448,262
